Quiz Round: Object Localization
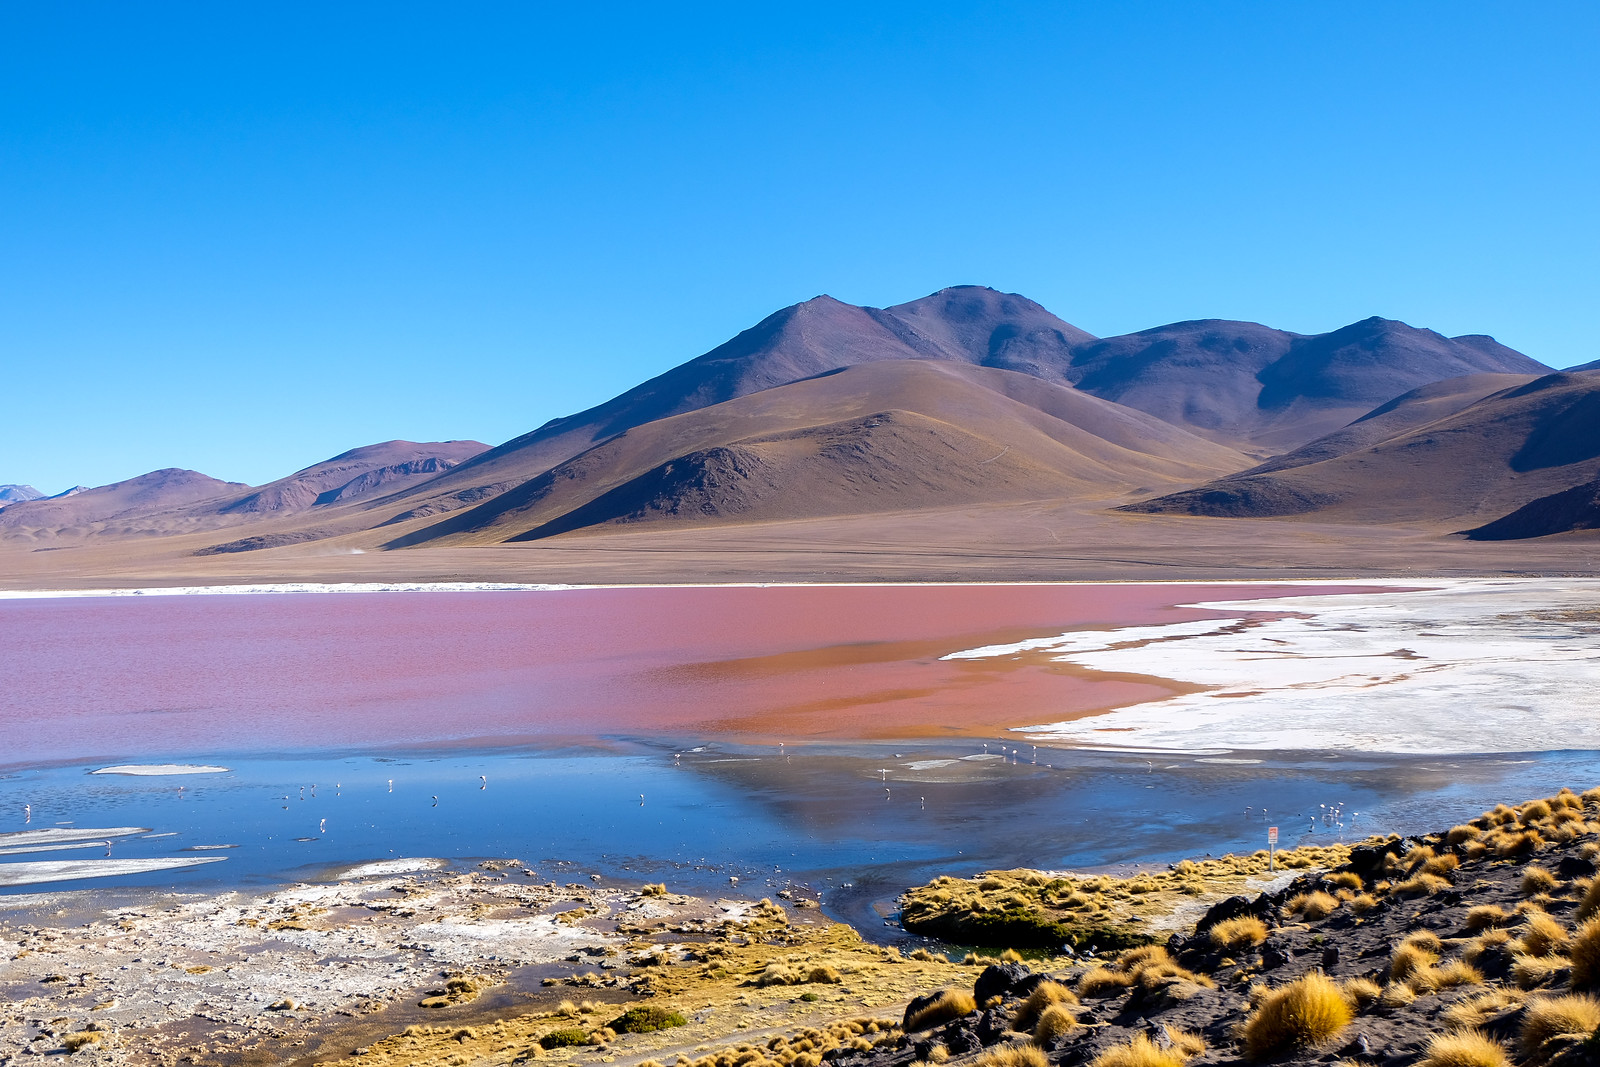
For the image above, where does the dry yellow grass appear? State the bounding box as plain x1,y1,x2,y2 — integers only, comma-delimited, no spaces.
1012,981,1078,1033
1443,989,1525,1029
1078,967,1135,997
1463,905,1509,933
1418,1029,1510,1067
1513,954,1573,990
1241,971,1353,1060
1523,868,1560,895
1519,913,1571,958
1520,994,1600,1063
1088,1034,1188,1067
1342,977,1383,1008
1394,872,1452,897
1209,916,1269,950
1032,1004,1079,1045
906,990,977,1032
1409,960,1484,993
1390,942,1441,982
1569,917,1600,989
1286,891,1340,920
976,1047,1049,1067
1578,879,1600,921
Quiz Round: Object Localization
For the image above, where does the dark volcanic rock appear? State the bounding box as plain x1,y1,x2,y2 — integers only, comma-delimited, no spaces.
972,962,1032,1004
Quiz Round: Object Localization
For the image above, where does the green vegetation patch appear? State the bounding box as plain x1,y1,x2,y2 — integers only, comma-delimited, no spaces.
609,1005,689,1034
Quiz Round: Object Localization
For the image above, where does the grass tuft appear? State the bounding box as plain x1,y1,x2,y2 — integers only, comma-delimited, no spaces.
1210,916,1269,951
906,990,977,1032
976,1047,1049,1067
1520,994,1600,1063
1012,981,1078,1033
1089,1033,1190,1067
1032,1003,1079,1045
1418,1029,1510,1067
1241,971,1353,1060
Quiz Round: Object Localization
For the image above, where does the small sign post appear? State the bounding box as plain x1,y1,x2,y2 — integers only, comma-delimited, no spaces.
1267,826,1279,871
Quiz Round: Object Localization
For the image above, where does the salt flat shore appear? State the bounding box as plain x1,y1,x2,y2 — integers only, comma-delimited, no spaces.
939,577,1600,754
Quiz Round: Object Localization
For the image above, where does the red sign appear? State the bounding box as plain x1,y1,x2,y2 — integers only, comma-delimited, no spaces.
1267,826,1279,845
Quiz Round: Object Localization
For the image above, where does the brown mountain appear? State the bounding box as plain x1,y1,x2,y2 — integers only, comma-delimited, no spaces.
371,286,1098,525
0,469,246,533
1063,317,1547,453
384,359,1250,547
374,292,1542,531
1122,371,1600,527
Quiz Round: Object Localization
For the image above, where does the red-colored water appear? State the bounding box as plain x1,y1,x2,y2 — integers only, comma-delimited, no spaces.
0,584,1360,766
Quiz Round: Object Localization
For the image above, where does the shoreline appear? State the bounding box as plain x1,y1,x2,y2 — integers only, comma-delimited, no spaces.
0,576,1432,599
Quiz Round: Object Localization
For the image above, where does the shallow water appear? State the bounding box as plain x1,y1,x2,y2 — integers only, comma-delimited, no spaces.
5,739,1598,941
4,583,1598,930
0,583,1358,764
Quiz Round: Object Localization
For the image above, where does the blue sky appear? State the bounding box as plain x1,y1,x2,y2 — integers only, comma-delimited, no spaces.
2,3,1596,493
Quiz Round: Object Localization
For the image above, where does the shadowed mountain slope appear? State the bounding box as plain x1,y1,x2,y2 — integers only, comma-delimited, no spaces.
1122,371,1600,526
0,469,246,532
1064,316,1547,452
385,360,1251,546
1466,475,1600,540
1243,373,1539,476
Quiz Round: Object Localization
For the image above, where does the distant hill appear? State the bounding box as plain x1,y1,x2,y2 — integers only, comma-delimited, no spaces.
1569,359,1600,372
1122,371,1600,527
0,485,42,505
1063,317,1547,453
0,469,246,531
384,360,1250,546
213,440,488,515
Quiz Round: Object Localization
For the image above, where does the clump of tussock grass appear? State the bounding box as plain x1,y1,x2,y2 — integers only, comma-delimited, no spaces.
1443,989,1525,1029
1088,1032,1197,1067
1513,954,1572,990
1240,971,1353,1060
1351,893,1381,914
61,1033,102,1052
1408,959,1484,993
1209,916,1269,950
1325,871,1363,891
640,883,668,896
975,1047,1049,1067
1576,879,1600,921
1381,983,1418,1010
1078,966,1135,997
1463,905,1510,933
1568,917,1600,989
1523,868,1561,895
1390,941,1441,983
1518,912,1571,958
1447,825,1484,845
1423,854,1462,877
1032,1003,1080,1045
1417,1029,1511,1067
1394,872,1453,897
905,990,976,1032
1012,981,1078,1033
1342,977,1383,1009
1520,994,1600,1064
1286,891,1340,920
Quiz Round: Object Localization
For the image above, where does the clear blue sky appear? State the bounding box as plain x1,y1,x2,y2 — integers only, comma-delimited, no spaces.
3,3,1596,493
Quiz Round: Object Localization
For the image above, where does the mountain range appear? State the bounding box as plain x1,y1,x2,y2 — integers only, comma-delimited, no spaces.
1,285,1595,582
